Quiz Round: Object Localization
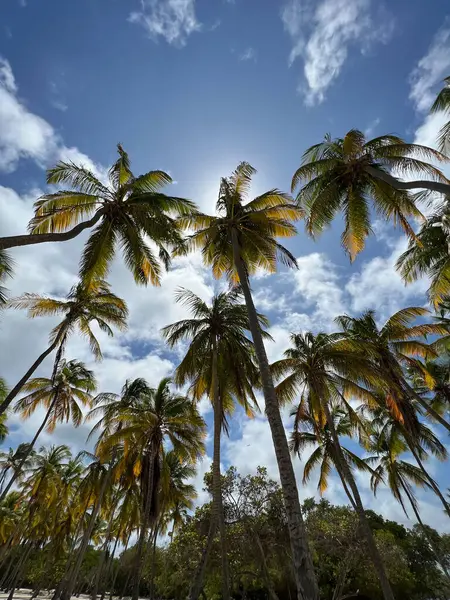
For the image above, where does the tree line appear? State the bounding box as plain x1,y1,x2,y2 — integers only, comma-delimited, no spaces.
1,78,450,600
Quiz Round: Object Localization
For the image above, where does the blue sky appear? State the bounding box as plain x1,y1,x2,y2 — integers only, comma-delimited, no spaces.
1,0,450,532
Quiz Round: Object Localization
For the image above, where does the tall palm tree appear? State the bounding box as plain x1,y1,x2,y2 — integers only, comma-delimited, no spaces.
291,402,374,500
0,444,35,496
178,162,319,600
97,377,206,600
162,287,264,600
291,130,450,260
1,278,127,415
431,75,450,152
273,331,395,600
369,426,450,579
335,308,450,432
0,146,197,282
0,360,96,500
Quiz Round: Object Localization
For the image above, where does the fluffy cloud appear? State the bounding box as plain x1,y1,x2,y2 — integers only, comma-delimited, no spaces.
281,0,394,105
409,23,450,113
129,0,201,47
239,47,257,62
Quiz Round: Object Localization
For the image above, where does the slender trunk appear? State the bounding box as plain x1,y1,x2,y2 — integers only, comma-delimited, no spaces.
254,532,279,600
109,534,129,600
149,525,158,600
231,230,318,600
5,541,33,597
404,382,450,433
119,566,132,600
60,469,110,600
0,395,58,501
101,536,119,600
0,542,21,589
0,210,104,250
131,446,157,600
189,339,229,600
91,497,118,600
408,444,450,517
366,166,450,196
399,479,450,580
322,401,394,600
0,328,65,417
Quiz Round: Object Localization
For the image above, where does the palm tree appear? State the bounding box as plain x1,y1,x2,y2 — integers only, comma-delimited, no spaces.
396,208,450,305
178,162,319,600
0,250,13,306
335,308,450,432
1,278,127,415
97,377,206,600
0,146,197,282
0,444,35,496
369,426,450,579
431,75,450,152
291,130,450,260
408,357,450,422
0,360,96,500
291,402,374,500
162,287,264,600
273,331,395,600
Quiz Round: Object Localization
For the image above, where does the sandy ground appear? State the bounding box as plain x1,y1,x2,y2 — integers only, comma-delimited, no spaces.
0,592,119,600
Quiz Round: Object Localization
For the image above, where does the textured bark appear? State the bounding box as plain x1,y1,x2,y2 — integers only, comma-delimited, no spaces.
0,210,104,250
0,394,58,501
399,479,450,580
131,446,157,600
322,401,395,600
0,336,61,417
367,166,450,196
231,230,319,600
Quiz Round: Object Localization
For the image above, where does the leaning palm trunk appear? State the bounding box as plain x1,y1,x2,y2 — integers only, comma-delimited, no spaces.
0,329,64,416
189,342,230,600
231,231,319,600
398,479,450,580
131,446,157,600
321,401,395,600
408,443,450,517
0,394,58,501
90,494,118,600
59,469,111,600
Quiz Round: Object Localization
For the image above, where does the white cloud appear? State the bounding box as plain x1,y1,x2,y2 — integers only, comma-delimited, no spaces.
281,0,394,105
239,47,257,62
364,116,380,138
409,23,450,113
129,0,201,47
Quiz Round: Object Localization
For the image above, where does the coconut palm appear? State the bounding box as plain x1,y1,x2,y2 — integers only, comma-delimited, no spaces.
273,331,395,600
1,278,127,415
178,162,319,600
162,287,264,600
0,146,197,282
335,308,450,432
0,250,13,306
0,413,7,443
291,402,375,499
0,360,96,500
291,130,450,260
97,377,205,600
396,208,450,305
408,357,450,423
431,75,450,153
369,426,450,579
0,444,35,497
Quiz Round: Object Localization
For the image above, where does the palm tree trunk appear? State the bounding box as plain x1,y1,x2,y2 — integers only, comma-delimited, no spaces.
366,166,450,196
0,394,58,501
0,210,105,250
149,524,159,600
322,401,395,600
254,532,279,600
110,533,130,600
408,444,450,517
0,329,64,417
189,339,230,600
91,494,118,600
60,469,110,600
101,536,119,600
231,230,319,600
398,479,450,580
131,446,157,600
404,381,450,433
5,541,33,599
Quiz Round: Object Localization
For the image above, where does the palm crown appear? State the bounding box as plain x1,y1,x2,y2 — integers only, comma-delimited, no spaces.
292,130,448,259
29,145,198,284
179,162,302,282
